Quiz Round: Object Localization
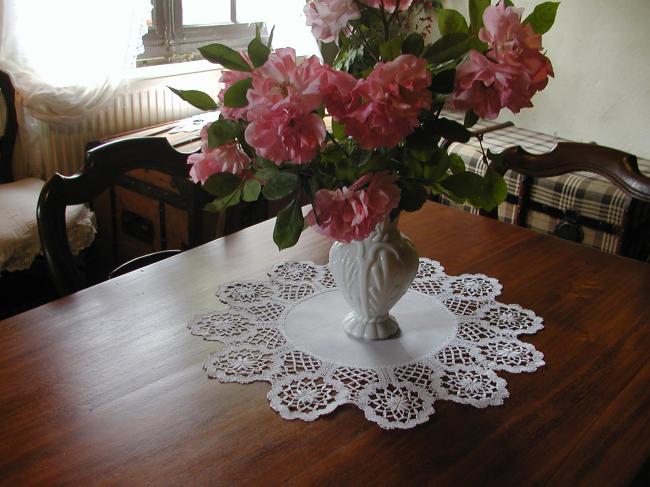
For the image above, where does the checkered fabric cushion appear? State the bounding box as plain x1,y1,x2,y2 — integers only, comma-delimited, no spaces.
437,116,650,255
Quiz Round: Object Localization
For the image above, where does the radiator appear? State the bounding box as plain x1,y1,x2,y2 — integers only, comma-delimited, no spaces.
14,67,221,179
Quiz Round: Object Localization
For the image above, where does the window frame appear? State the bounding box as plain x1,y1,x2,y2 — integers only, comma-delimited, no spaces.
138,0,260,66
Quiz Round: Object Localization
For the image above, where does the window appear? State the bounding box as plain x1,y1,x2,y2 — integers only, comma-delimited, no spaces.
138,0,264,66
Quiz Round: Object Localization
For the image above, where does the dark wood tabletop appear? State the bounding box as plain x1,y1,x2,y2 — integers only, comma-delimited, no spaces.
1,203,649,486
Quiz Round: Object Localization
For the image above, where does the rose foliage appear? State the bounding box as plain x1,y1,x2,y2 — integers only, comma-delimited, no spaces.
172,0,558,249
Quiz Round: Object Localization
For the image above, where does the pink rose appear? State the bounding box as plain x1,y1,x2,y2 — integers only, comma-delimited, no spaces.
359,0,413,13
480,4,542,61
187,126,251,184
304,0,361,43
306,171,401,242
320,65,359,120
451,3,553,119
244,48,328,164
520,49,554,93
217,53,254,121
245,100,326,164
450,50,533,120
246,48,324,113
339,54,431,149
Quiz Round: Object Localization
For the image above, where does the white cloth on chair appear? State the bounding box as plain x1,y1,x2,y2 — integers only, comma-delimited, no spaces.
0,178,96,272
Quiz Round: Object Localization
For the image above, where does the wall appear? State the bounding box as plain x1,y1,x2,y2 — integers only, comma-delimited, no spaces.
446,0,650,158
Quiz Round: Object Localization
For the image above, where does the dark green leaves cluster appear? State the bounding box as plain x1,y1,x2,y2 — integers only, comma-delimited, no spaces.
400,118,507,213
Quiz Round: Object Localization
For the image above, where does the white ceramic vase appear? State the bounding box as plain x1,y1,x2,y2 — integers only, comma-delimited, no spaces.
329,218,419,340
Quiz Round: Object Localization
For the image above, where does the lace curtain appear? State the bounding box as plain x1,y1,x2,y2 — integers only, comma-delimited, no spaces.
0,0,151,124
0,0,151,178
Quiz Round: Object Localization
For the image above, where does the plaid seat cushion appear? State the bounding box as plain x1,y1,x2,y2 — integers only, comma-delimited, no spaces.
438,118,650,256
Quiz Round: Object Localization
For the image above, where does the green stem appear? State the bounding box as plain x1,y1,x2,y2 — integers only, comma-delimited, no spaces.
349,25,379,63
326,132,349,157
386,0,402,37
476,133,489,166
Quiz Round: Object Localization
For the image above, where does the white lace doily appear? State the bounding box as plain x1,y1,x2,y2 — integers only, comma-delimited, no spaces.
188,259,545,430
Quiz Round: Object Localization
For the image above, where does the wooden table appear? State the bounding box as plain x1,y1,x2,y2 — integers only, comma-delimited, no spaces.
1,203,649,486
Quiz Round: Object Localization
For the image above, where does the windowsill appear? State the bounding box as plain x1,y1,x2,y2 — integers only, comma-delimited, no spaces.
128,59,222,81
127,43,321,83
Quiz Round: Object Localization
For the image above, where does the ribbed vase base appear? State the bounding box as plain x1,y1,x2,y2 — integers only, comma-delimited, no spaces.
342,312,400,340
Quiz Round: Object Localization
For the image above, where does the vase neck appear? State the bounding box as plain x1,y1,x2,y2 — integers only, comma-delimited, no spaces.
368,217,400,242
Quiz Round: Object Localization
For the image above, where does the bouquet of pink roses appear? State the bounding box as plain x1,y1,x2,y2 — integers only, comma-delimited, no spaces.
171,0,557,249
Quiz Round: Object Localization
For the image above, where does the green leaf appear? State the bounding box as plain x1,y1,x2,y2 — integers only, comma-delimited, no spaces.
380,36,403,61
334,157,356,185
223,77,252,108
402,33,425,56
273,199,304,250
332,120,346,140
449,153,466,174
439,168,507,210
422,150,450,182
198,43,252,71
248,36,270,68
167,88,218,111
204,188,242,212
262,172,301,200
523,2,560,35
254,156,279,181
464,110,479,128
359,153,392,175
424,33,471,65
223,81,251,110
429,118,472,143
267,25,275,49
407,128,439,162
439,171,484,202
469,0,491,33
203,172,243,198
398,180,428,212
242,178,262,202
437,9,469,36
430,69,456,94
480,168,508,210
469,37,489,54
504,0,515,6
430,182,445,196
401,154,423,179
207,119,241,148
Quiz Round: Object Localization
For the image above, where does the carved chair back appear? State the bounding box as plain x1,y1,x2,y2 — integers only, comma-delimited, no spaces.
37,137,202,296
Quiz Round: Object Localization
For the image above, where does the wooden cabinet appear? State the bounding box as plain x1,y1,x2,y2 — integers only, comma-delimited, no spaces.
91,166,223,271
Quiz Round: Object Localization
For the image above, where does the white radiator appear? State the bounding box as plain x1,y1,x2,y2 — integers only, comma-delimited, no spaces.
14,66,221,179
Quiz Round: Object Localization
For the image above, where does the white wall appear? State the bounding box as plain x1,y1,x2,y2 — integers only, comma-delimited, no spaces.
446,0,650,158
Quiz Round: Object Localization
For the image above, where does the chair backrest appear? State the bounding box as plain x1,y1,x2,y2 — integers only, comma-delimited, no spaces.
498,142,650,203
37,137,200,296
482,141,650,221
0,70,18,183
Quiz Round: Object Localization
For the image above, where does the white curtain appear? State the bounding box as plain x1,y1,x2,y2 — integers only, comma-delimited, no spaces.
0,0,151,124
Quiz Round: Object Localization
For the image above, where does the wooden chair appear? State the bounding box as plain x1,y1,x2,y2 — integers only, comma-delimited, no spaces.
488,142,650,258
37,137,211,296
